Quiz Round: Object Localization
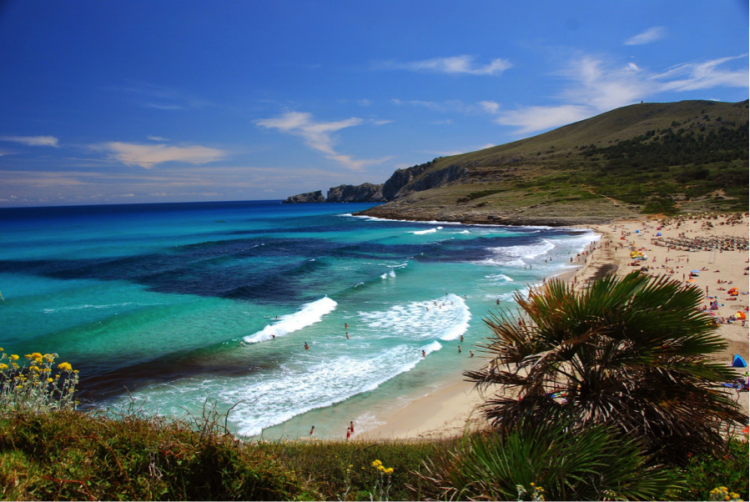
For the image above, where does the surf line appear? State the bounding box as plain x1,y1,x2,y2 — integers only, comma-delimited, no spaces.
243,297,337,343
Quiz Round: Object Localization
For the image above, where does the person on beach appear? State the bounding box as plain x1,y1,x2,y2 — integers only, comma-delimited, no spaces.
304,342,309,350
310,426,315,435
346,429,351,440
470,351,474,358
422,350,426,357
350,421,354,433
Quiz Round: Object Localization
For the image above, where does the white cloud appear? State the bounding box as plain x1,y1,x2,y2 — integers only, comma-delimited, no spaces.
372,119,393,125
478,101,500,114
255,111,390,171
653,55,749,91
383,55,512,76
624,27,666,45
97,142,227,168
147,136,170,141
0,136,59,147
491,53,746,135
494,105,593,134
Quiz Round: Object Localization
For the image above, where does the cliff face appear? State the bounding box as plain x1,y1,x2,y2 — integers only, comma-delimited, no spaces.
326,183,384,202
381,161,467,199
283,190,326,203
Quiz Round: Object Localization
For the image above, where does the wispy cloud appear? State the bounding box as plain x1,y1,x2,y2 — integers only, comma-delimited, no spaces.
494,105,593,134
95,142,228,168
255,111,391,171
379,55,512,76
147,136,170,141
624,27,666,46
0,135,59,147
490,54,747,134
111,82,213,111
653,55,749,91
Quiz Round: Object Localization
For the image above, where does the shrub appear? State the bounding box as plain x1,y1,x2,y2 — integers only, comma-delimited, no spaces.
0,411,305,500
421,418,681,501
465,273,748,463
0,350,79,414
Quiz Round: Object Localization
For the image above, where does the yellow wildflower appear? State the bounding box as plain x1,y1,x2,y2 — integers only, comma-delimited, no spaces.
29,366,40,372
377,465,385,472
0,347,3,351
10,354,19,361
372,460,382,467
0,363,7,370
57,362,73,372
48,378,54,383
384,467,394,474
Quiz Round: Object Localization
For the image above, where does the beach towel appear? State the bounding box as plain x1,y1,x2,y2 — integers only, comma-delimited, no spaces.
732,355,747,368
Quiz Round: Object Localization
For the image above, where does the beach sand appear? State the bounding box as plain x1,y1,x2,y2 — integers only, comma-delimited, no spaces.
361,213,749,439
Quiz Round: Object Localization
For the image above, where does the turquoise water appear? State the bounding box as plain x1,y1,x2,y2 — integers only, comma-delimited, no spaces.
0,201,598,438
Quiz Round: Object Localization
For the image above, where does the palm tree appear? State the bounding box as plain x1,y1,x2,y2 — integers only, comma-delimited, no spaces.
465,271,747,461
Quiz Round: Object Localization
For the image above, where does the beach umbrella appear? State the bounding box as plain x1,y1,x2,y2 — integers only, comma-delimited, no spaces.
656,232,662,236
732,354,748,368
688,279,696,283
736,311,746,320
691,270,700,274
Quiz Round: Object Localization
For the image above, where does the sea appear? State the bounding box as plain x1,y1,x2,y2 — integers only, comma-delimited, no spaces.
0,200,598,439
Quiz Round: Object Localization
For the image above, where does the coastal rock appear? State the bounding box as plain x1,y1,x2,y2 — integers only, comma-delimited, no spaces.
283,190,326,203
326,183,385,202
381,161,467,200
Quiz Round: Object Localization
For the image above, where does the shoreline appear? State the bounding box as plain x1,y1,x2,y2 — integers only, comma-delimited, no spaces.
359,213,749,439
359,227,607,440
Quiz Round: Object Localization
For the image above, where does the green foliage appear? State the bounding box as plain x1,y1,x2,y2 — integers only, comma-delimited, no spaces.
465,272,748,463
665,439,749,501
642,196,678,215
0,411,305,500
421,419,681,501
254,438,450,501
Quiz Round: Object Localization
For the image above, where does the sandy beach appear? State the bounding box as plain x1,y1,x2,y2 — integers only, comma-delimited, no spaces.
361,213,749,439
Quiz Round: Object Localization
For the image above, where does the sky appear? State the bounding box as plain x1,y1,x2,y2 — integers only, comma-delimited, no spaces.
0,1,747,207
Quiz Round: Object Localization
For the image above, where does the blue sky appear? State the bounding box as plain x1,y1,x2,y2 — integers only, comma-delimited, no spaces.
0,1,747,207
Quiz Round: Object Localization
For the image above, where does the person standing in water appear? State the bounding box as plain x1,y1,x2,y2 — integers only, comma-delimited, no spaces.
469,351,474,358
310,425,315,435
304,342,309,350
422,350,426,357
344,323,348,329
346,332,349,339
458,346,462,354
350,421,354,433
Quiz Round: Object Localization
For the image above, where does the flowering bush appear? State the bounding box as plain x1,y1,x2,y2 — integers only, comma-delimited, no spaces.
0,349,79,414
709,486,742,501
516,483,546,501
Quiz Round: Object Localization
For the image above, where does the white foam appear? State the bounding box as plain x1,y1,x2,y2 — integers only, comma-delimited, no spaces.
43,302,137,313
459,230,470,234
243,297,337,343
223,341,443,436
501,239,556,259
412,228,437,235
358,294,471,341
380,273,387,279
389,270,396,278
485,273,514,282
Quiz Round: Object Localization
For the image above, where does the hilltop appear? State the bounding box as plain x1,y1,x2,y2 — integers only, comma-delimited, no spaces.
354,99,749,225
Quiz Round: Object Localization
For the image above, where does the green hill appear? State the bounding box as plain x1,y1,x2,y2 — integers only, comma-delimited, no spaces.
360,99,749,225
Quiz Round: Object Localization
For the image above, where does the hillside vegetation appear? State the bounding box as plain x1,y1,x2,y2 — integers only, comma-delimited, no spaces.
361,99,749,224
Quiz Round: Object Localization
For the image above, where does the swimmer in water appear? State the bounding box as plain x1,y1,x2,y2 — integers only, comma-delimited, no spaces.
470,351,474,358
272,334,276,340
304,342,309,350
458,346,462,354
460,335,464,343
346,332,349,339
344,323,348,329
422,350,426,357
